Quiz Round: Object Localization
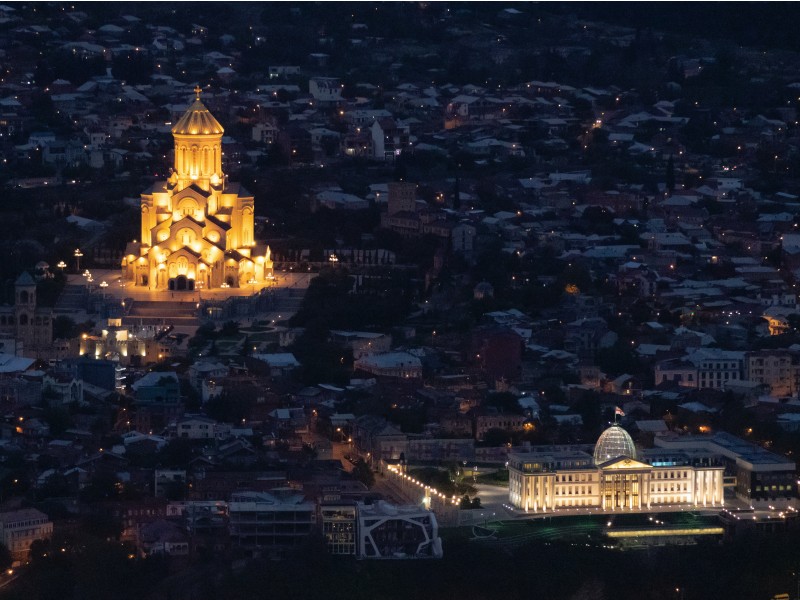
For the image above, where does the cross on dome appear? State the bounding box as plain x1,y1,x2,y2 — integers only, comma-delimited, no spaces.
194,85,202,100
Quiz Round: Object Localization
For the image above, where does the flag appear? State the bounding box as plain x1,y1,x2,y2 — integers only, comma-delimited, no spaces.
615,406,625,417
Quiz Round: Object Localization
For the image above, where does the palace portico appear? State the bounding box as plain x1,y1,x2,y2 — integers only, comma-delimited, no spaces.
122,88,272,291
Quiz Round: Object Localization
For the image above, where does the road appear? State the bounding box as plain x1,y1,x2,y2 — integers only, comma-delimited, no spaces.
300,428,355,473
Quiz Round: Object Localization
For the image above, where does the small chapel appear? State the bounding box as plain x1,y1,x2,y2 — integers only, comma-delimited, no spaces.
122,88,272,291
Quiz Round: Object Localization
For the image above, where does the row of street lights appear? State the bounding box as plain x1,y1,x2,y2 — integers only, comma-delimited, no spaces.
54,249,84,274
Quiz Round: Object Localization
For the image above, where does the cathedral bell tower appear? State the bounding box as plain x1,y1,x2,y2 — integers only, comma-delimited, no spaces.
169,86,225,192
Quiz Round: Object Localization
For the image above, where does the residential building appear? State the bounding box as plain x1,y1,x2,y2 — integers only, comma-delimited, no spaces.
330,330,392,359
370,119,410,160
176,416,217,440
690,349,745,390
746,350,799,397
309,77,342,103
354,352,423,379
0,508,53,559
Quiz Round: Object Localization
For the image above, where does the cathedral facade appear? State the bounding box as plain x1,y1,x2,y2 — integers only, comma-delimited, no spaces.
123,88,272,291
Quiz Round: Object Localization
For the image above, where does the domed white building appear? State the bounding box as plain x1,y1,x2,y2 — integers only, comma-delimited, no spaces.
507,423,726,514
593,423,637,465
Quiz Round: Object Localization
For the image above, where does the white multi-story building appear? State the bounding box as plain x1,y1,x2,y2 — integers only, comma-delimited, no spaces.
309,77,342,103
0,508,53,558
508,424,725,513
689,348,745,390
654,358,698,387
746,350,799,397
354,352,422,379
330,330,392,359
654,348,746,390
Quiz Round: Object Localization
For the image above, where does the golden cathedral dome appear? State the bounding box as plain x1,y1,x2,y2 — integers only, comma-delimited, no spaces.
171,87,224,136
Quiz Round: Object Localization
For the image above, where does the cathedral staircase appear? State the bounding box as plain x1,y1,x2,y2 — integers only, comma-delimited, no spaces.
123,301,201,327
53,284,88,315
272,287,306,315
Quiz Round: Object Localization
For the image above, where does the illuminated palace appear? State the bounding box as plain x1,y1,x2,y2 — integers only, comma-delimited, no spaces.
509,424,726,513
123,88,272,291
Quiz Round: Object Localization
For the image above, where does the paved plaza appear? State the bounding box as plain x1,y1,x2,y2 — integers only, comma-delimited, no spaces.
66,268,315,303
56,268,315,331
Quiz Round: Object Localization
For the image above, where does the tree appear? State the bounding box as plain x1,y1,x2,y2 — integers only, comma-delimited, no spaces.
156,438,196,467
52,316,78,340
351,460,374,488
0,543,11,571
220,321,240,337
459,494,482,509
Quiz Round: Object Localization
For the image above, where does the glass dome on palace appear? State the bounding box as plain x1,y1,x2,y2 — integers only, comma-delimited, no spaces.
593,424,637,465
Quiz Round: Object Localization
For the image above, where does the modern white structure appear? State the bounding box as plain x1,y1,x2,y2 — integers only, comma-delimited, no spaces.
508,424,725,513
228,490,315,551
357,501,443,559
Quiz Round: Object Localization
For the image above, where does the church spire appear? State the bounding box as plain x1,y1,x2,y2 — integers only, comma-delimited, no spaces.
171,89,224,190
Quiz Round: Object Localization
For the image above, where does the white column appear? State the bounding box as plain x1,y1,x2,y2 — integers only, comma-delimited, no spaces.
694,472,700,506
638,475,642,509
703,471,708,506
601,477,606,510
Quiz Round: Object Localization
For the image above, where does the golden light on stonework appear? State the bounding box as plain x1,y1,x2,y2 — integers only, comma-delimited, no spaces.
564,283,580,295
129,88,258,291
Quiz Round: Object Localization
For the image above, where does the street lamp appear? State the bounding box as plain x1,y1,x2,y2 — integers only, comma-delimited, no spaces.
74,248,83,272
99,280,108,300
247,278,256,295
56,260,66,271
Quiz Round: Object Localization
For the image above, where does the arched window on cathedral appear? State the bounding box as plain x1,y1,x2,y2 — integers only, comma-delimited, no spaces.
19,314,28,326
19,291,28,304
178,228,195,246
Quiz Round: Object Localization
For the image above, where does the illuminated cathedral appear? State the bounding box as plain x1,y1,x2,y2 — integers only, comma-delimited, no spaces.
122,88,272,291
